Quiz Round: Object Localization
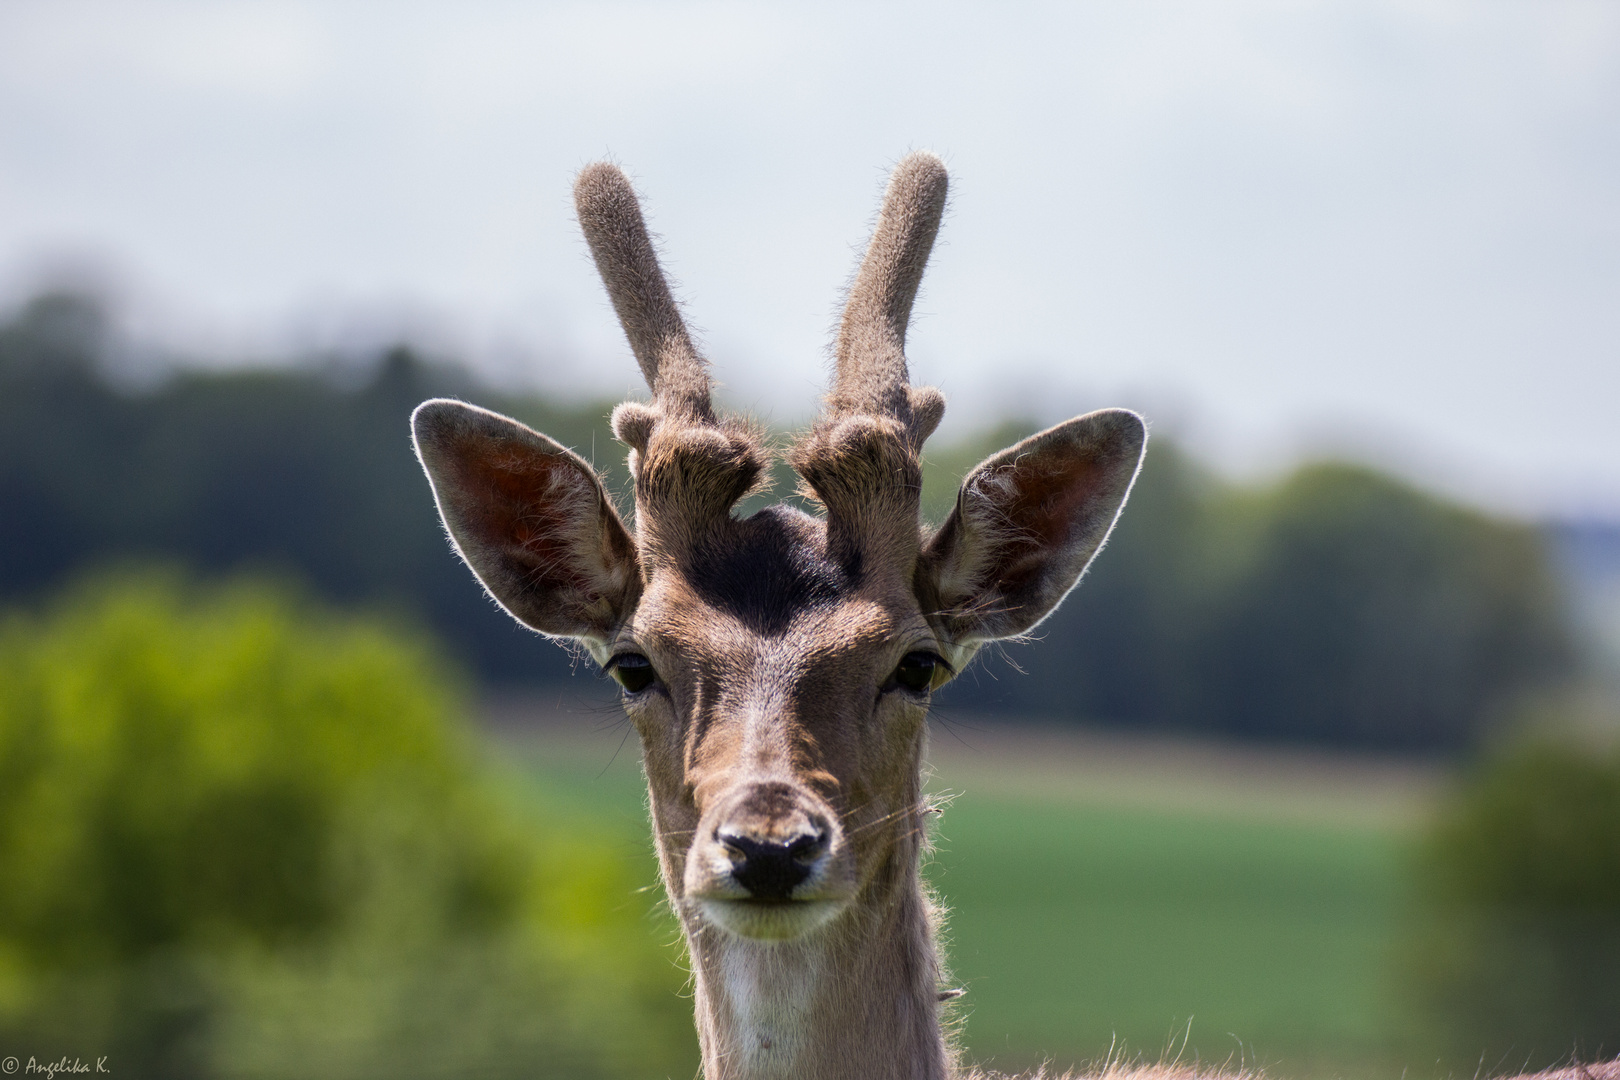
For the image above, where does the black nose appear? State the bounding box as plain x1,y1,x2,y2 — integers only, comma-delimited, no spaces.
716,828,827,901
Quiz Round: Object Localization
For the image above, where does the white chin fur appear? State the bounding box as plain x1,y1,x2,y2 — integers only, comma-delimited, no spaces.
697,897,844,941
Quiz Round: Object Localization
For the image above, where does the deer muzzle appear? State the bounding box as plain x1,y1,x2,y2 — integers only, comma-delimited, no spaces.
683,780,854,941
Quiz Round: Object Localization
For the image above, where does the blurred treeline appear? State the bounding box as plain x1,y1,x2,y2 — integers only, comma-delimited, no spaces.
0,293,628,689
0,292,1585,753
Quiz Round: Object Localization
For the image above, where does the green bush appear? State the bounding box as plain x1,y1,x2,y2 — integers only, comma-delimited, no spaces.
0,571,694,1079
1405,737,1620,1068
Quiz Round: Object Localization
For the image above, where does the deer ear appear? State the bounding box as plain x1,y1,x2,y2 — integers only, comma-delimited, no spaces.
412,399,640,645
921,408,1145,643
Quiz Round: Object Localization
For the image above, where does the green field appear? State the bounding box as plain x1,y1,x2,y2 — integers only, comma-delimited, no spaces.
933,797,1404,1076
491,711,1439,1079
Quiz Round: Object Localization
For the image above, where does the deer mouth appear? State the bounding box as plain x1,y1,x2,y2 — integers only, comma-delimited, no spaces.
694,895,847,941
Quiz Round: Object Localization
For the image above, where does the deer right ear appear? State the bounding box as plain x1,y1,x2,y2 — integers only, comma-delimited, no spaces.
921,408,1146,645
412,399,640,646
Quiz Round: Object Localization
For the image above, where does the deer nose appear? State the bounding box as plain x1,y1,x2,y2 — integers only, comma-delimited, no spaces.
716,826,828,901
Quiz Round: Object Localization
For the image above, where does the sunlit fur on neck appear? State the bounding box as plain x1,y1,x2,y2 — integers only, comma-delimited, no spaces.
673,726,955,1080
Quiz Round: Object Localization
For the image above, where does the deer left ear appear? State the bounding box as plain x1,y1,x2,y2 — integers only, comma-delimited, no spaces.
412,399,641,647
920,408,1146,643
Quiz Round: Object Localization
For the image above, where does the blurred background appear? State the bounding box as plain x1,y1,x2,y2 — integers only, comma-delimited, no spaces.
2,2,1618,1078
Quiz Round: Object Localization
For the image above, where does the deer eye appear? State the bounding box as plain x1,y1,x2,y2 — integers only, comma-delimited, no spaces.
609,653,658,693
889,652,942,695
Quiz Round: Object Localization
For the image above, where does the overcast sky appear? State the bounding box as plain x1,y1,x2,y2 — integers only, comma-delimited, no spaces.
2,1,1616,515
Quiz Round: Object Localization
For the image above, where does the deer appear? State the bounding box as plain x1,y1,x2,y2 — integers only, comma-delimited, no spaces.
408,155,1620,1080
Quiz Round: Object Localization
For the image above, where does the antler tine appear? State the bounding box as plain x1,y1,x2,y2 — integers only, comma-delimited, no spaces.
575,162,714,425
829,152,949,430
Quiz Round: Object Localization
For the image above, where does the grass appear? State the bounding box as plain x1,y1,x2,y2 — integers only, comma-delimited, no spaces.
489,708,1434,1079
931,797,1406,1077
920,722,1433,1078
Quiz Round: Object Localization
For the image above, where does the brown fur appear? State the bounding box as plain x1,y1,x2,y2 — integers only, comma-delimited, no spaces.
969,1068,1620,1080
971,1063,1620,1080
407,155,1612,1080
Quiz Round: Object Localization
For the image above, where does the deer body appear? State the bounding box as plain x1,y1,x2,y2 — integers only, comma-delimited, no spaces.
413,153,1146,1080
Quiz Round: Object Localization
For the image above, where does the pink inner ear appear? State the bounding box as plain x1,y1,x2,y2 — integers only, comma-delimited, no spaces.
443,436,598,598
1002,453,1105,550
978,450,1113,613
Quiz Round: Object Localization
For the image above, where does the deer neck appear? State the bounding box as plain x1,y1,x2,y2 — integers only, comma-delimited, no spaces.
682,832,949,1080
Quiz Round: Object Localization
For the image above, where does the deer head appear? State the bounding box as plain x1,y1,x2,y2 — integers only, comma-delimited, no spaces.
412,153,1145,1080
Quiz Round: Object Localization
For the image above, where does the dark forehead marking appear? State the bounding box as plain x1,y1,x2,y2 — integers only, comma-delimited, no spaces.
680,505,849,635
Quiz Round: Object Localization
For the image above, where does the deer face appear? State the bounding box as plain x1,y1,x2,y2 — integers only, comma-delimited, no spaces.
615,506,947,941
411,155,1145,947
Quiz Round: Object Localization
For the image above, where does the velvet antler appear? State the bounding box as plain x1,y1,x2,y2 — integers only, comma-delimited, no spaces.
574,162,767,552
574,162,714,428
791,152,951,561
827,151,950,446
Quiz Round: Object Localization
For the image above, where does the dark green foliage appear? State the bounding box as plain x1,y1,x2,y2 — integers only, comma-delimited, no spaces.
940,442,1575,752
0,293,626,687
0,571,695,1079
1404,739,1620,1068
1197,463,1571,747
